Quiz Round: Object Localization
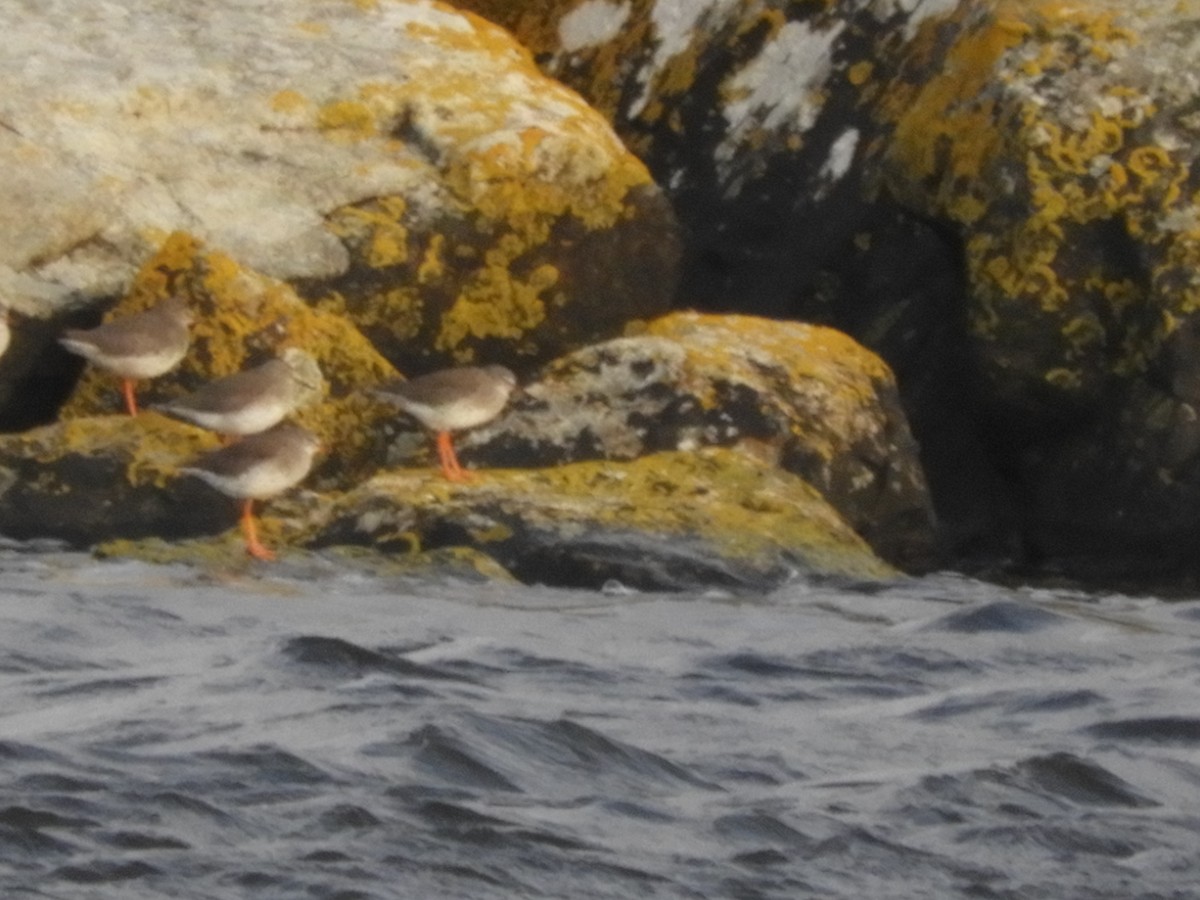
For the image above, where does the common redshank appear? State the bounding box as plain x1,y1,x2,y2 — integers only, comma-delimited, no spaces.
373,364,517,481
59,295,193,416
179,421,321,561
156,348,322,439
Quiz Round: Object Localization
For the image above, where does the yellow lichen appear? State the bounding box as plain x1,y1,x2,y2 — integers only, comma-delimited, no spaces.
292,0,662,367
879,0,1200,398
640,310,895,469
325,197,412,269
417,233,446,283
316,100,377,138
347,287,424,343
848,61,873,86
435,258,553,356
270,90,309,113
61,232,398,487
347,446,894,580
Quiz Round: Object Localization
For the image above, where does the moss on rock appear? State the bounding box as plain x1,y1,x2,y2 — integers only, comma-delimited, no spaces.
0,413,226,545
315,446,896,591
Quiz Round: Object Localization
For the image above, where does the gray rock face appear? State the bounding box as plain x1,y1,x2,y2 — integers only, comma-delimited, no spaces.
0,0,680,425
3,0,396,303
465,311,937,570
0,0,675,320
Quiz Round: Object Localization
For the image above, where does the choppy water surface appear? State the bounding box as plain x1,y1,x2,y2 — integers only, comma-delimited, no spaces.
2,548,1199,899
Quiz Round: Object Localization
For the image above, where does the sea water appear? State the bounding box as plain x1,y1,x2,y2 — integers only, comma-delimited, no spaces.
1,546,1198,899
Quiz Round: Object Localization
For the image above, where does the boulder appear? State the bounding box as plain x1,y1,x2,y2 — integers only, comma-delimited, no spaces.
0,409,894,591
448,0,963,316
0,0,679,425
313,447,896,592
447,0,996,561
0,414,227,546
0,0,956,585
878,0,1200,578
463,311,936,569
1,291,919,588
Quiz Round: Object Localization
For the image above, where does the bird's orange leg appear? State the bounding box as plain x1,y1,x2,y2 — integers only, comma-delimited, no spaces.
121,378,139,417
239,498,276,561
436,431,469,482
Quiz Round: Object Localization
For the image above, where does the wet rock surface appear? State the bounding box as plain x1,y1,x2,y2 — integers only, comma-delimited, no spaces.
313,448,896,592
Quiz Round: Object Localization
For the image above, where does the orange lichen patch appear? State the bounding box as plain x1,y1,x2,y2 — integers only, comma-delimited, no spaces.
316,99,378,138
645,310,893,384
402,5,521,55
417,234,446,283
324,197,415,270
848,60,873,86
437,0,573,56
882,5,1026,185
269,90,310,114
888,1,1139,189
441,119,652,231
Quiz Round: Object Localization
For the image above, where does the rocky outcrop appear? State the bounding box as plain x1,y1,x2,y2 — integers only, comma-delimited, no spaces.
0,0,939,589
446,0,1200,585
876,0,1200,576
0,0,679,423
446,0,1005,560
464,311,935,569
0,394,896,592
448,0,960,314
0,414,227,546
0,283,915,589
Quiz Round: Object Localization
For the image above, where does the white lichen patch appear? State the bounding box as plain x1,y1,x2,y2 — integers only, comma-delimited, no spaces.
815,128,860,197
715,20,846,178
870,0,962,38
629,0,741,118
558,0,631,53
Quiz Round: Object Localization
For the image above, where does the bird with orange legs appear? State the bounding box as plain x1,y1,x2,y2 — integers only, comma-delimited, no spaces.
156,348,321,442
373,365,517,481
59,295,193,416
179,421,321,561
